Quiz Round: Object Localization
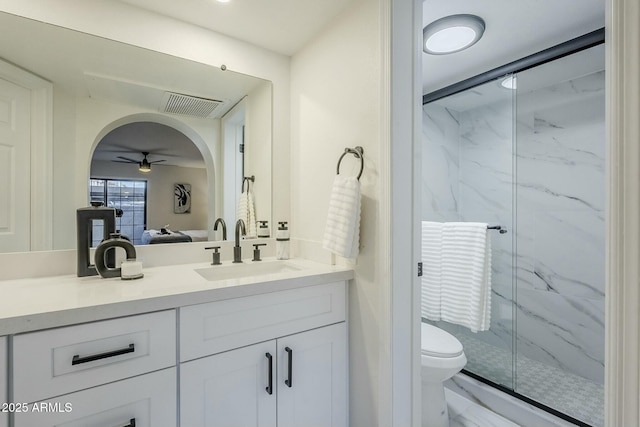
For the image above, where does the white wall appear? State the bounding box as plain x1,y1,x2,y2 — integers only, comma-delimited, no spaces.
91,160,208,233
290,1,381,425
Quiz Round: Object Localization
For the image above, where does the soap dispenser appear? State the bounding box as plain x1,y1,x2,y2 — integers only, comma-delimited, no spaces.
258,221,270,238
276,221,290,260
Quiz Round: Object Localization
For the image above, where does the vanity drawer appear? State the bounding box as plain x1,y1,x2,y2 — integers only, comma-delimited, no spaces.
180,281,346,361
13,310,176,404
14,367,176,427
0,337,6,427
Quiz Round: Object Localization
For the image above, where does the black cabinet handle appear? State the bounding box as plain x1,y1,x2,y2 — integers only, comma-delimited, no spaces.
118,419,136,427
284,347,293,388
72,343,135,366
265,352,273,395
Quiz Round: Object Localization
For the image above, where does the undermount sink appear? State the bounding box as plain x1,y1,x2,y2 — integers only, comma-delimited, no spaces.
195,260,304,281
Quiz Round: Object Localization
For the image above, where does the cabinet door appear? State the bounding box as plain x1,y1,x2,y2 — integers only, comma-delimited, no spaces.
277,323,347,427
181,340,277,427
14,367,176,427
0,337,6,427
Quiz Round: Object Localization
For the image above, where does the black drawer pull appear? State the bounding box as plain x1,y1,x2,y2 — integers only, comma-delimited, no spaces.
265,352,273,395
119,418,136,427
284,346,293,388
72,343,135,366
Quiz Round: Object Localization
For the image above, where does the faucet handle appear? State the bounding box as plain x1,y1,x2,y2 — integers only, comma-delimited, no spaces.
205,246,222,265
252,243,267,262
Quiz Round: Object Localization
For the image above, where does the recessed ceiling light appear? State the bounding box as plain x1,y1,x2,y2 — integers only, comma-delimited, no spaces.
500,75,517,90
216,0,231,3
423,14,485,55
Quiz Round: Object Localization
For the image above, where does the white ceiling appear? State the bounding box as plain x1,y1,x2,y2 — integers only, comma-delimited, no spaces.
118,0,605,96
118,0,359,56
92,122,205,169
422,0,605,94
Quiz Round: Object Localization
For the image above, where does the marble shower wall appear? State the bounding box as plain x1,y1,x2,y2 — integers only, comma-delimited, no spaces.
421,69,605,386
422,86,516,388
515,70,605,384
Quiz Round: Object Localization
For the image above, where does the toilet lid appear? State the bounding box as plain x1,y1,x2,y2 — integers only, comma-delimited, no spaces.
421,323,464,358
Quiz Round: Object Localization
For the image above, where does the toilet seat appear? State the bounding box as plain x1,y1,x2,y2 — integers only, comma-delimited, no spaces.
421,323,463,358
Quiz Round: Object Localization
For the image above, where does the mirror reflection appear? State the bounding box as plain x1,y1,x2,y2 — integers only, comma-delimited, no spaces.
0,11,273,253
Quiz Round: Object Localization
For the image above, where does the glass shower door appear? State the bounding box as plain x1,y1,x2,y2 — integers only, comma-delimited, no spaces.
514,45,605,426
422,76,516,390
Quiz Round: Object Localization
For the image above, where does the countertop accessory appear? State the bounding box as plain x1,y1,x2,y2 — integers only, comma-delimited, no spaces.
252,243,267,261
258,220,270,238
121,260,144,280
205,246,222,265
276,222,290,260
94,232,140,279
76,204,116,277
336,146,364,180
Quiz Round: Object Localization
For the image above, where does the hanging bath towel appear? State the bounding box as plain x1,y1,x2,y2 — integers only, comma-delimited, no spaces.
421,221,444,321
322,175,361,259
440,222,492,332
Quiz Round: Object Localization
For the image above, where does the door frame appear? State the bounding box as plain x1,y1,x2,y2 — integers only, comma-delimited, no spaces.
0,59,53,251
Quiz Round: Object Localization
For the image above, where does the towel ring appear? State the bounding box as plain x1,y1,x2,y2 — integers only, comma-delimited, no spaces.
242,175,255,192
336,146,364,180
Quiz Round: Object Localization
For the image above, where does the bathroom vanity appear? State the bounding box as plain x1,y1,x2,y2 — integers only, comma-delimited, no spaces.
0,258,352,427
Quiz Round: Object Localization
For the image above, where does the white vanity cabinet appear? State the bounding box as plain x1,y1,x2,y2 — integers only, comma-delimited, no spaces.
11,310,177,427
179,282,348,427
0,337,7,427
13,368,176,427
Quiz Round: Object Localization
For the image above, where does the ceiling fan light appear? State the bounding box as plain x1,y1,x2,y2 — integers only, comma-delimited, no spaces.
423,14,485,55
139,163,151,173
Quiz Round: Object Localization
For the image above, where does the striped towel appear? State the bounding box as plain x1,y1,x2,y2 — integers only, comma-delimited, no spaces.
421,221,443,321
440,222,492,332
322,175,361,259
237,189,257,238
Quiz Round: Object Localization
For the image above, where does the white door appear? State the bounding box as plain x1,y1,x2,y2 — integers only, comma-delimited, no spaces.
0,76,31,252
277,323,348,427
180,340,277,427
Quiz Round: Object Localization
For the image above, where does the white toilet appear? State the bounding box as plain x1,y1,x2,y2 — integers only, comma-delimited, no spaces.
421,323,467,427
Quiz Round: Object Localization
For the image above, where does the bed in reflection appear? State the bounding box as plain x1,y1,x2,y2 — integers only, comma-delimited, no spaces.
141,229,209,244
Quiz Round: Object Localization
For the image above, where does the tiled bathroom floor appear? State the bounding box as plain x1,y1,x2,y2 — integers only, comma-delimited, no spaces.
456,333,604,427
447,389,520,427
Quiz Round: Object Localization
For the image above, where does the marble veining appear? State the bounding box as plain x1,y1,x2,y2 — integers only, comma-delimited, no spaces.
422,54,605,423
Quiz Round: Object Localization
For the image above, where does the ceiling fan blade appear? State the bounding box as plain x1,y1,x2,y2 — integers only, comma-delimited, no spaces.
149,159,167,164
116,156,139,163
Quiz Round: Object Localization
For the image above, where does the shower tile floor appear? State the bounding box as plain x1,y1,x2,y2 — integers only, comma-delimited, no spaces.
457,333,604,427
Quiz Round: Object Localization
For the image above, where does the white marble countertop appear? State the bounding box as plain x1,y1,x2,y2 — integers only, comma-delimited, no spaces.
0,258,354,335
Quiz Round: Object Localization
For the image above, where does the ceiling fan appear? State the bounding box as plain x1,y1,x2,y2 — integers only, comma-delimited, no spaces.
113,151,166,173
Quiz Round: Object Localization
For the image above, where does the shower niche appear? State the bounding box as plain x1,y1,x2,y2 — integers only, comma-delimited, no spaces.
422,43,605,427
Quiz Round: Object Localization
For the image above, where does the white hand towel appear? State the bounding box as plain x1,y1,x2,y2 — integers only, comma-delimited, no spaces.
322,175,361,259
421,221,443,321
440,222,492,332
237,190,258,238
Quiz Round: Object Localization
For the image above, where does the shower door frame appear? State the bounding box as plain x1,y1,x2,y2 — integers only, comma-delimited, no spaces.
421,29,606,427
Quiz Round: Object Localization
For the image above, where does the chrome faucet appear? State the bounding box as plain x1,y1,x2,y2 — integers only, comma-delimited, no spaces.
214,218,227,240
233,219,246,263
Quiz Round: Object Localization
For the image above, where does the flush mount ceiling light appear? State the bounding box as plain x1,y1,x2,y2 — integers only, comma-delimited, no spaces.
423,14,485,55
